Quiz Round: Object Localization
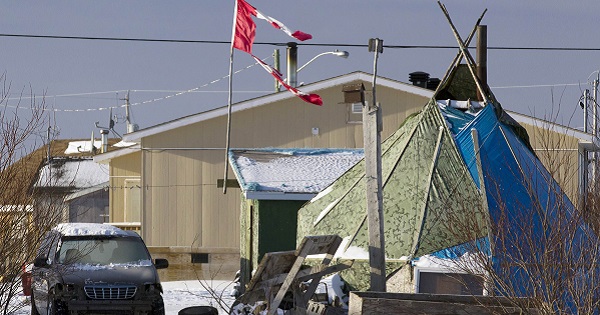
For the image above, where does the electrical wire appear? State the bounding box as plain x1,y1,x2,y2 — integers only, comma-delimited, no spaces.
6,82,586,113
2,31,598,113
3,33,600,51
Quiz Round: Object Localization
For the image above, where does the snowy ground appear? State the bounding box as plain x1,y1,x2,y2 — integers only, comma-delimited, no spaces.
10,280,237,315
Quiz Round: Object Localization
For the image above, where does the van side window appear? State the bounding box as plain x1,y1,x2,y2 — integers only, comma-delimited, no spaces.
36,232,54,258
37,232,61,264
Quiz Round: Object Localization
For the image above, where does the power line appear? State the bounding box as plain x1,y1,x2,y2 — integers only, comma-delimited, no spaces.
4,54,274,112
7,90,273,101
491,83,582,89
3,33,600,51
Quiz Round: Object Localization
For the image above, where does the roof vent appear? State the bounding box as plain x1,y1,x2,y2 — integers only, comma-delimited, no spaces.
427,78,441,91
409,71,430,88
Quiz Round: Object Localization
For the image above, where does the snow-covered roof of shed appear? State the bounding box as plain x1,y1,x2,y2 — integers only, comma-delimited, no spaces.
229,148,363,200
54,223,129,236
35,158,108,189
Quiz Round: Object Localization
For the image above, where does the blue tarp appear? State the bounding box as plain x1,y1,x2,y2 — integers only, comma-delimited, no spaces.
437,102,599,311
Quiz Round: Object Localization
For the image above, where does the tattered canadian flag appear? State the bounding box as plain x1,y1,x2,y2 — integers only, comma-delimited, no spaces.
232,0,322,106
252,56,323,105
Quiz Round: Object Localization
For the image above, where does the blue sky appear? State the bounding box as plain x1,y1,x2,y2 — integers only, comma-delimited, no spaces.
2,1,600,141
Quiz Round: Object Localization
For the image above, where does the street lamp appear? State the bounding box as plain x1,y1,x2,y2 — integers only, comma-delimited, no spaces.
286,42,349,87
297,50,349,72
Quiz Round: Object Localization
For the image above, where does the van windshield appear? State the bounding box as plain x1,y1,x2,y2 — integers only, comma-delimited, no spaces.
57,236,151,265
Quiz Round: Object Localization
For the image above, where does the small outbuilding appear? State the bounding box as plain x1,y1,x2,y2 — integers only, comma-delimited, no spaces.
228,148,363,287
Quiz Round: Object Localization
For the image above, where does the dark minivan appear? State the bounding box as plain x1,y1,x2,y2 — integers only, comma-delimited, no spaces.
31,223,168,315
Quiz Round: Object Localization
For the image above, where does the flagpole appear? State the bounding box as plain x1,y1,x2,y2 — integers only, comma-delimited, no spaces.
223,0,238,194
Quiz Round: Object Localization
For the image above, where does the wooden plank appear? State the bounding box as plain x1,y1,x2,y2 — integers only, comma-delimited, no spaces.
296,235,341,256
241,251,296,304
269,235,343,315
241,235,346,314
259,260,353,288
348,292,539,315
296,236,343,308
294,260,353,282
268,250,312,314
248,251,297,288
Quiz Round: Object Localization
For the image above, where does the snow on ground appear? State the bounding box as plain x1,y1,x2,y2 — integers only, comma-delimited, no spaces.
162,280,236,314
10,280,237,315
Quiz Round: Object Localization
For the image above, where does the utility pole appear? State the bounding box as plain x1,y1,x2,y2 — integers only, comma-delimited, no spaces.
365,38,386,292
273,49,281,92
581,89,590,205
593,75,599,187
46,125,52,164
123,90,132,133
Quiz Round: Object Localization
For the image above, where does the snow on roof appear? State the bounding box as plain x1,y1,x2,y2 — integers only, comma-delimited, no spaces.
229,148,363,200
35,158,108,189
112,140,137,148
64,140,103,154
54,223,129,236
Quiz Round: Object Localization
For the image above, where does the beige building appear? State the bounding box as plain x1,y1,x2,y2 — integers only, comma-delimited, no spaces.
508,110,598,205
94,71,597,281
94,72,433,280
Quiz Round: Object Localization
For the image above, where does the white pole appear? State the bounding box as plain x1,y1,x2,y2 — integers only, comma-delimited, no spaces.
592,76,598,187
223,0,238,194
582,89,589,205
125,90,131,132
365,38,386,292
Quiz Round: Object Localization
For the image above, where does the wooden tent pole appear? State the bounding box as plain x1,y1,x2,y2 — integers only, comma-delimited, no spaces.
433,9,487,97
411,126,445,257
438,1,490,104
471,129,494,255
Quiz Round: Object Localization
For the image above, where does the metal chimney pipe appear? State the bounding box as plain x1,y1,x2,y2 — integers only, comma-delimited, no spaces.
476,25,488,102
286,42,298,87
100,129,109,153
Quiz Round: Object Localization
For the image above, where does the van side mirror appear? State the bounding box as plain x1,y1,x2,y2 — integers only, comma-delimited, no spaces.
154,258,169,269
33,257,48,268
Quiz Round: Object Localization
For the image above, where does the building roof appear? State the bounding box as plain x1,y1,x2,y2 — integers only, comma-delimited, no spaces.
93,142,140,164
122,71,433,142
229,148,363,200
506,110,599,151
120,70,598,151
1,138,120,201
64,183,108,202
35,157,108,189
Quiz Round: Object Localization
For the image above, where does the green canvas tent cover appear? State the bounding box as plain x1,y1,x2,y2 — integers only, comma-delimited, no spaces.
296,99,488,260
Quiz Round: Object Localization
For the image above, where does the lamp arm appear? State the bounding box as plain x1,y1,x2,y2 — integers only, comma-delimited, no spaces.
297,52,332,73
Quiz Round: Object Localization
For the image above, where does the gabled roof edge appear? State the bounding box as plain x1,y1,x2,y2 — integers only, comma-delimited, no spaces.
64,182,108,201
93,144,141,164
506,110,599,149
123,72,434,142
244,191,316,201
